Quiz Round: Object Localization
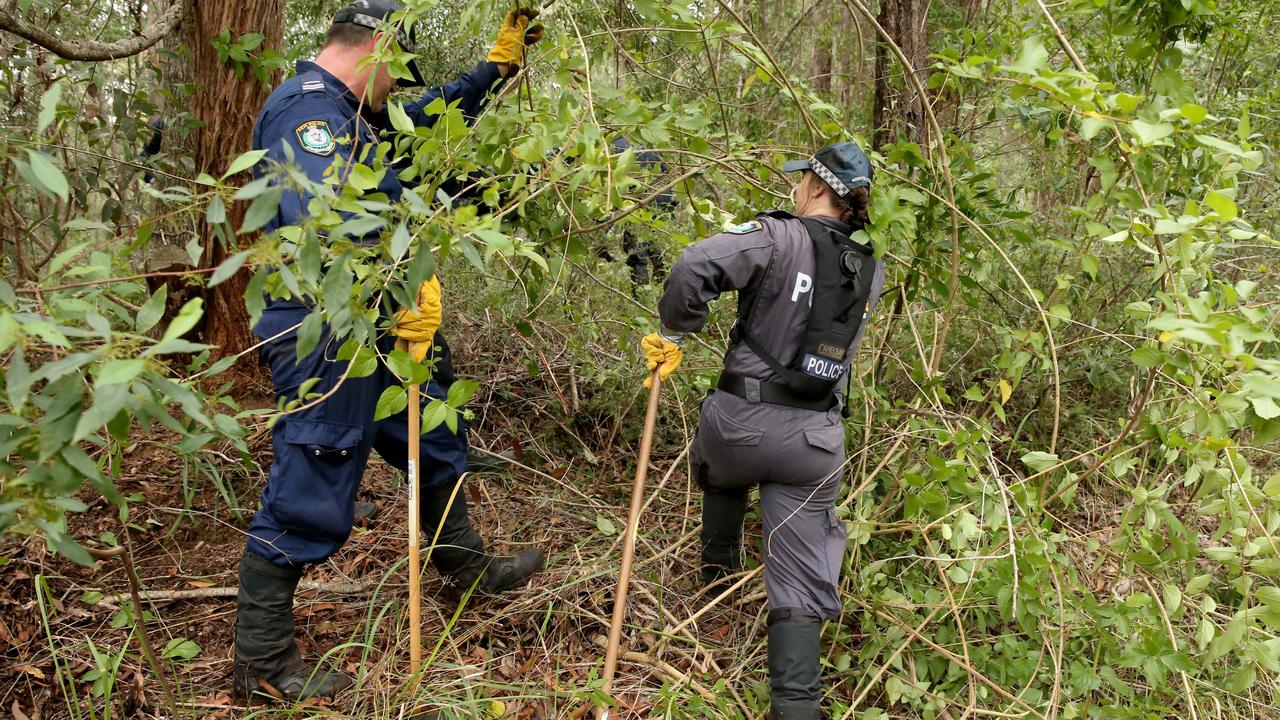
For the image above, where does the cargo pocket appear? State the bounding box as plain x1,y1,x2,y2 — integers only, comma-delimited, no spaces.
272,419,364,539
821,507,849,613
803,423,845,454
707,405,765,446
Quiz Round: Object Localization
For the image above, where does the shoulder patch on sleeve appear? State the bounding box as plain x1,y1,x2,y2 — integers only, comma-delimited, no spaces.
724,220,763,235
295,120,335,156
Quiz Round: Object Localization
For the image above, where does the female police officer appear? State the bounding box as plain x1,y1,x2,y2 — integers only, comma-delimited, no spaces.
642,141,884,719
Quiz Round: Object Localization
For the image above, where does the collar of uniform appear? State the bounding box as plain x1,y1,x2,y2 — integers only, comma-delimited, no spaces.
760,210,852,236
296,61,362,112
297,60,393,130
809,215,852,235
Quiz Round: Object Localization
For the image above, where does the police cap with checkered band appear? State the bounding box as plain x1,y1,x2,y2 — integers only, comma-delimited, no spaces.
332,0,426,87
781,141,874,197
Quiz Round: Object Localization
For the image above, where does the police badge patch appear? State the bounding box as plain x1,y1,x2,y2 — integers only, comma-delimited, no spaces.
295,120,335,156
724,220,763,235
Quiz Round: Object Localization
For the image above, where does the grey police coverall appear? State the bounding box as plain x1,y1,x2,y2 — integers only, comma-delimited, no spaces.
658,211,885,619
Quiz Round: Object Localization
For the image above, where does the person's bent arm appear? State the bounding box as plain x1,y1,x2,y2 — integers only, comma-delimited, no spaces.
658,230,776,335
402,61,506,127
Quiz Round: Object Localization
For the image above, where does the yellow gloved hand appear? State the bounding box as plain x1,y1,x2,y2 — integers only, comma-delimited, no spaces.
391,276,443,363
486,7,543,67
641,332,683,387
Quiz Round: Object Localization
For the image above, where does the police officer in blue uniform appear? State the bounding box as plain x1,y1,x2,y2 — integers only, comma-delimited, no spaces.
232,1,545,702
609,137,675,288
642,142,885,719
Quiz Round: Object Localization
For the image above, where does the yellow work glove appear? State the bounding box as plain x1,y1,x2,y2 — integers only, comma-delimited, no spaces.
641,332,683,387
486,7,543,68
391,276,443,363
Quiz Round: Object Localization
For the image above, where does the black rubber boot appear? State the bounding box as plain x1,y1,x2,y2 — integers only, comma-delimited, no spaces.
466,447,515,474
231,552,353,703
421,483,544,594
353,500,379,523
701,485,749,591
767,609,823,720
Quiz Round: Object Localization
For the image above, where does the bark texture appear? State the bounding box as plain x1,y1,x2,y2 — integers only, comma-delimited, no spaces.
872,0,930,148
186,0,286,355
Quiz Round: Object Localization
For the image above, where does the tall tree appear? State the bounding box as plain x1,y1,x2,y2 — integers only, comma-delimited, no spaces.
185,0,285,355
872,0,930,148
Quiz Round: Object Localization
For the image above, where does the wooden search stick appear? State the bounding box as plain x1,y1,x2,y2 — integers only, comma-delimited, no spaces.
407,382,422,673
597,370,663,719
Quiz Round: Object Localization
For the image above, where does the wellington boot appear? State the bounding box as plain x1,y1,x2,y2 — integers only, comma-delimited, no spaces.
701,486,749,594
767,609,823,720
353,500,379,523
231,552,353,703
466,447,516,473
452,547,546,595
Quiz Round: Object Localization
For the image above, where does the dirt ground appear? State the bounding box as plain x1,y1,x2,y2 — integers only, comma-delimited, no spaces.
1,364,770,719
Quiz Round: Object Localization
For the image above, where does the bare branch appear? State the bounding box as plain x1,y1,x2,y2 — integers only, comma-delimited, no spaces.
0,0,191,61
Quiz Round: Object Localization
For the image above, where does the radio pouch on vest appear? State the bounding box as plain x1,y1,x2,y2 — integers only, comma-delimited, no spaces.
733,216,876,404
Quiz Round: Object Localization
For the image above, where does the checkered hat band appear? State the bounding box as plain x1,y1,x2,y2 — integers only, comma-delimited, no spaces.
810,157,850,197
338,11,415,53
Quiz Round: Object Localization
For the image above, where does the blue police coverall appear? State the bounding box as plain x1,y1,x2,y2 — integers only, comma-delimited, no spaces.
245,60,505,567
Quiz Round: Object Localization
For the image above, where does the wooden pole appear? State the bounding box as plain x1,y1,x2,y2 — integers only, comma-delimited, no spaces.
407,382,422,674
597,370,662,719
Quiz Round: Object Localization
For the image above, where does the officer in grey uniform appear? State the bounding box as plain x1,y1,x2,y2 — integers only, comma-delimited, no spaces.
641,141,884,719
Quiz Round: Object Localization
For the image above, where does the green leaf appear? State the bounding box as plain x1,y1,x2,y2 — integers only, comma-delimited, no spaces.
596,514,618,536
1205,190,1238,221
38,83,62,134
1009,37,1048,75
1252,396,1280,421
446,379,479,408
387,100,415,135
6,346,32,411
96,359,146,386
422,399,449,432
36,520,93,567
1179,103,1208,124
239,186,282,234
512,135,547,162
135,285,168,334
1257,586,1280,607
385,348,419,381
162,638,202,661
1131,120,1174,145
222,149,267,179
295,310,324,360
27,149,69,201
390,223,411,260
348,345,378,379
1079,115,1108,141
374,385,408,421
206,195,227,224
161,298,204,342
1022,451,1060,473
208,250,251,288
1130,346,1165,368
347,164,381,191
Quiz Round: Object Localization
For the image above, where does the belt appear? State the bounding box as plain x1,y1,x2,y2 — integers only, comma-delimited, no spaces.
715,372,836,412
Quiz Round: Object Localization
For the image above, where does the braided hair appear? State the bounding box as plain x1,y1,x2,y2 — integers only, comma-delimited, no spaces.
829,184,870,231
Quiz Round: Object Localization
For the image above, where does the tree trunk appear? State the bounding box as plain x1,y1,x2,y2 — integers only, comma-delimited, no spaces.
811,3,833,95
872,0,930,149
186,0,285,355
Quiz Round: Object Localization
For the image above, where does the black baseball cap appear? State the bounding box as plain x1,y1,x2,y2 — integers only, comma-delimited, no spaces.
332,0,426,87
782,141,874,196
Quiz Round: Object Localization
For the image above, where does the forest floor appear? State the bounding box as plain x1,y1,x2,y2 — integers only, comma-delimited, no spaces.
1,354,777,720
